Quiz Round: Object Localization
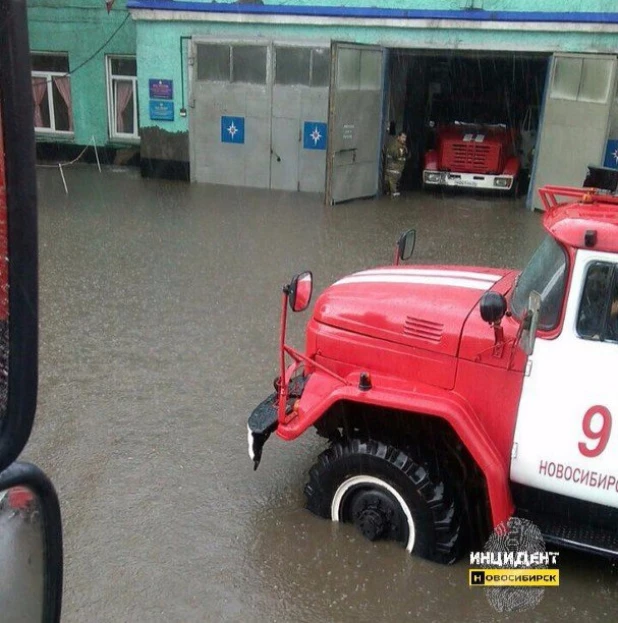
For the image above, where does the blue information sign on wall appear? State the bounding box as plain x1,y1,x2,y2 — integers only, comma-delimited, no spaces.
603,139,618,170
303,122,327,150
221,116,245,144
149,79,173,100
149,100,174,122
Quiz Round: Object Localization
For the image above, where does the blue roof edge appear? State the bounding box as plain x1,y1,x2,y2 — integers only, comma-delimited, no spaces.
125,1,617,24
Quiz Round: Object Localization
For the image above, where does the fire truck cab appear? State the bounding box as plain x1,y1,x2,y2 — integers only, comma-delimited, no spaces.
248,184,618,564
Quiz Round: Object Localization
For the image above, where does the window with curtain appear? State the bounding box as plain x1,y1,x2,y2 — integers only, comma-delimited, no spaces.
30,53,73,134
106,56,139,140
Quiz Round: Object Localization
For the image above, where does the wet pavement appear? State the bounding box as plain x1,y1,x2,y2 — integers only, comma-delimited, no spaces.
21,165,618,622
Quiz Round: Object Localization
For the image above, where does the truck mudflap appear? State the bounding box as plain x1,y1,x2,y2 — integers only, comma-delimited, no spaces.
247,374,310,470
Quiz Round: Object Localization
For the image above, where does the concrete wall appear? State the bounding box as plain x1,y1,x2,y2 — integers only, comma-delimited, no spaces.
27,0,136,147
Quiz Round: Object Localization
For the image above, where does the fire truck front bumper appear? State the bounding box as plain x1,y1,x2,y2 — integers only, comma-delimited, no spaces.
247,392,278,471
247,374,311,470
423,170,515,191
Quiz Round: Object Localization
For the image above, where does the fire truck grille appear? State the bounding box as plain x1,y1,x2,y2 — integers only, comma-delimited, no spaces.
443,142,498,174
404,316,443,344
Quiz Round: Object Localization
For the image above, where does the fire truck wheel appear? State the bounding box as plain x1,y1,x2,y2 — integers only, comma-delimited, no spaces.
304,438,461,564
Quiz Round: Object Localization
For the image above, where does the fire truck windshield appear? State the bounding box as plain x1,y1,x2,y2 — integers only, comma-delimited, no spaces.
511,235,568,331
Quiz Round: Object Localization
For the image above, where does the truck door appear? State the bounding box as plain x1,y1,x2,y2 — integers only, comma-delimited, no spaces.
511,249,618,509
325,42,386,205
530,54,617,210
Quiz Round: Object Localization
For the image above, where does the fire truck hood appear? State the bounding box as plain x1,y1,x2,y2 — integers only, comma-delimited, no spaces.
313,266,513,356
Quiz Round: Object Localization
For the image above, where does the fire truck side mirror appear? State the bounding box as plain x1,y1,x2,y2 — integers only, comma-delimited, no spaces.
288,271,313,313
480,292,507,325
521,290,542,356
395,229,416,265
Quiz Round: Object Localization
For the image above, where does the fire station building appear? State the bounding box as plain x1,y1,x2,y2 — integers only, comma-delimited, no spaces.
127,1,618,210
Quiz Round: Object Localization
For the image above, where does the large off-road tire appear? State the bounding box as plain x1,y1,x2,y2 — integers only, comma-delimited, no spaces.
304,438,463,564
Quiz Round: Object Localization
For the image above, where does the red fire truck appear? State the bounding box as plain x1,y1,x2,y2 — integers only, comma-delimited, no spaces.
422,122,521,195
248,184,618,564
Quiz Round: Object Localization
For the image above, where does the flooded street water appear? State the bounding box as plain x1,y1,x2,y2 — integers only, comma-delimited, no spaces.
23,165,617,622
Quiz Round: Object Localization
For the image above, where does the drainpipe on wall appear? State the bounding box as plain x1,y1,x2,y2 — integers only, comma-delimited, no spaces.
179,35,191,118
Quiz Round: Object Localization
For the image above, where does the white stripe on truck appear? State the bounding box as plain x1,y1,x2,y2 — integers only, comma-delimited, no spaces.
333,274,496,291
355,268,501,282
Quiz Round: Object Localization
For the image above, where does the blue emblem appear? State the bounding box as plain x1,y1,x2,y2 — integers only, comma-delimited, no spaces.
603,139,618,170
303,122,327,150
221,116,245,144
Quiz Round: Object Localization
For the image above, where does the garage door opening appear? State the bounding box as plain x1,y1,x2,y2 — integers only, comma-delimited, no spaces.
384,51,549,199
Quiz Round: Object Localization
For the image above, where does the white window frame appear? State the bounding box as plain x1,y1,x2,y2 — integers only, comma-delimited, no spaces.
31,54,73,136
106,55,139,142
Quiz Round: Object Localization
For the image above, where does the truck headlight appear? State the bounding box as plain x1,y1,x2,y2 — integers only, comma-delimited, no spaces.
424,171,441,184
494,177,511,188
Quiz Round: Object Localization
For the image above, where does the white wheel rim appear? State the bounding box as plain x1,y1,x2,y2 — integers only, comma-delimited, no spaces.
330,475,416,553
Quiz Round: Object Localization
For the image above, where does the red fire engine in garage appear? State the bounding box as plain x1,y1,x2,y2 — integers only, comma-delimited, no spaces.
248,181,618,564
422,122,521,195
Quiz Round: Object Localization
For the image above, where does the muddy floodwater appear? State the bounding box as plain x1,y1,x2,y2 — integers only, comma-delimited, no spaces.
22,166,617,622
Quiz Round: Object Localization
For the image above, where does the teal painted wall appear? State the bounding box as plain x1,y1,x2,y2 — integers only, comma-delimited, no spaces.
135,17,618,137
27,0,136,147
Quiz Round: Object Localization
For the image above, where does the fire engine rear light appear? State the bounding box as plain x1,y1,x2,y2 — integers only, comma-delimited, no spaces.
424,171,441,184
494,177,511,188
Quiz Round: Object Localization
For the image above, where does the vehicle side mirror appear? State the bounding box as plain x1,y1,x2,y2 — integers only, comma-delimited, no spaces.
395,229,416,265
480,292,507,325
0,462,63,622
521,290,542,355
288,271,313,312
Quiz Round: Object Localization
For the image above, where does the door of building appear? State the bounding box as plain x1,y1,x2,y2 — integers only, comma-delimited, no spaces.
191,40,330,193
190,41,272,188
270,45,330,193
325,42,386,204
530,53,617,210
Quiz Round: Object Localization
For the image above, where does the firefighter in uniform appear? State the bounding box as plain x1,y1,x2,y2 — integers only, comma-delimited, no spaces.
384,131,408,197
